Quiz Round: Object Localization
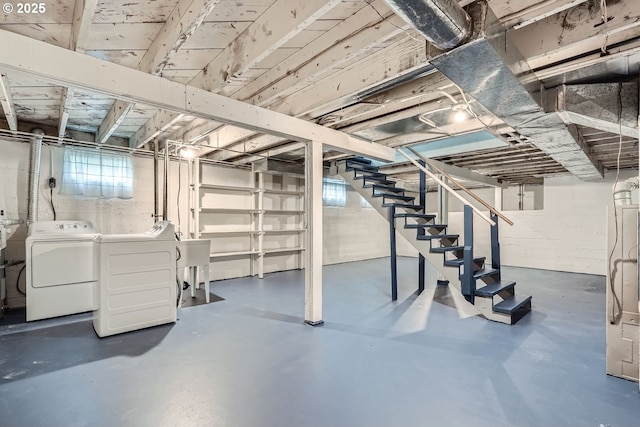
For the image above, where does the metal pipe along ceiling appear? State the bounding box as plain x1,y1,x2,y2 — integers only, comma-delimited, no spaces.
382,0,472,50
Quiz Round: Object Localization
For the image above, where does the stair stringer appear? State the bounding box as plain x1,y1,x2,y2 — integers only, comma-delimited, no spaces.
337,163,478,308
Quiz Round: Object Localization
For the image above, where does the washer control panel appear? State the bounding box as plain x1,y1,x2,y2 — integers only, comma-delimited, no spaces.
145,221,175,238
29,221,97,235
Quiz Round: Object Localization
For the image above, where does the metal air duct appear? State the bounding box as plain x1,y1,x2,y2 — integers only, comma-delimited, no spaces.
27,128,45,225
382,0,472,50
420,1,603,180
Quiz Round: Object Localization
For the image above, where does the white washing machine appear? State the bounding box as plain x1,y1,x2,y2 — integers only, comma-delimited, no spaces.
26,221,99,321
93,221,177,338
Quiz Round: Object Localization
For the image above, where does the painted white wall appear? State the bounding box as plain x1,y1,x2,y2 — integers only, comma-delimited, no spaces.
0,138,393,307
403,171,638,276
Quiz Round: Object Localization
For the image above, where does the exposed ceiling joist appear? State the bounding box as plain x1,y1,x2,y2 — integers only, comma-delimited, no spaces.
381,159,505,188
133,0,343,148
96,0,221,144
0,73,17,132
59,0,98,139
0,29,395,161
227,0,394,101
511,0,640,70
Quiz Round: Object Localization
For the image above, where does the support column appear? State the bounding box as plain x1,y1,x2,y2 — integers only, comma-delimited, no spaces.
418,160,426,293
389,205,398,301
304,140,323,326
494,186,503,211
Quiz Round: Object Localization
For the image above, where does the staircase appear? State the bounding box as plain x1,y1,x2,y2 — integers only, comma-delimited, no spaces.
337,157,531,325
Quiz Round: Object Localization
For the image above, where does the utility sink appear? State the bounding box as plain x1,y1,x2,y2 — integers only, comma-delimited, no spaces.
0,218,22,250
177,239,211,269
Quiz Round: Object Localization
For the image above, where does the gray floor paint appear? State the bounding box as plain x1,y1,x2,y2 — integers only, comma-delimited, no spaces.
0,257,638,427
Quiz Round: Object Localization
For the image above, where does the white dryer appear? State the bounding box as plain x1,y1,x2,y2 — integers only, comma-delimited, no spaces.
25,221,99,321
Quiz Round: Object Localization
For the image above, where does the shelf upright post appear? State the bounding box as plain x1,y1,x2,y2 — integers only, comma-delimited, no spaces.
257,171,265,278
194,157,201,240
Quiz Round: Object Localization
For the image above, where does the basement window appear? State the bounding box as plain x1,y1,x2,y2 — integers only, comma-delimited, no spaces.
323,178,346,207
60,147,134,199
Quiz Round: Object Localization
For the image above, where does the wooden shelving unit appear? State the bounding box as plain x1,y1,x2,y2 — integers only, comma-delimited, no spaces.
188,158,305,279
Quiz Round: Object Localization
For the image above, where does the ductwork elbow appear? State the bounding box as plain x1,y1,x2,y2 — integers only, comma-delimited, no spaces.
382,0,472,50
613,176,639,206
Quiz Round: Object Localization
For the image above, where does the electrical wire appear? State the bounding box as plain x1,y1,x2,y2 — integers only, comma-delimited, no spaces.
43,143,57,220
15,264,26,296
50,187,57,220
607,82,624,325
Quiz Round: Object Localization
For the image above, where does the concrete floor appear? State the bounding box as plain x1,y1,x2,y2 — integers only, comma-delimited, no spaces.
0,257,638,427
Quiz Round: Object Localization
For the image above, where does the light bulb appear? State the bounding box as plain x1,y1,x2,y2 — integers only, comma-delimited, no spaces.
453,109,468,122
180,147,195,158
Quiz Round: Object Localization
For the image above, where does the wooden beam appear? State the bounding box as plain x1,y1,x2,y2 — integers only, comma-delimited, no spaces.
228,0,393,100
133,0,342,149
381,158,505,188
97,0,221,144
59,0,98,138
0,29,395,160
58,87,75,138
130,110,186,148
139,0,221,75
96,99,134,143
511,0,640,70
271,36,428,118
189,0,343,93
241,5,405,106
70,0,98,54
0,73,17,132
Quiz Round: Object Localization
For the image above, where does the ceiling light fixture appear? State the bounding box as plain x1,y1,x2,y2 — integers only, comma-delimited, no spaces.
451,104,469,122
180,147,196,158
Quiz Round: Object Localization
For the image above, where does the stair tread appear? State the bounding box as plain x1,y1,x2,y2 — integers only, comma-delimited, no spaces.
474,268,500,279
352,169,385,177
345,163,378,172
416,234,459,241
430,245,464,253
363,177,395,185
395,213,435,219
373,193,414,202
346,157,372,165
405,223,447,230
382,203,423,209
493,295,532,314
372,184,403,194
444,257,485,267
475,281,516,297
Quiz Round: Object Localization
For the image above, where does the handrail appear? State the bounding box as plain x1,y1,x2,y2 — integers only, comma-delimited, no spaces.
397,149,496,227
405,147,514,226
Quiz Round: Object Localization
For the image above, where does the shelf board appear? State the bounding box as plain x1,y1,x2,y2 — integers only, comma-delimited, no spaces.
198,208,259,214
210,250,260,258
263,209,305,214
199,184,254,192
262,189,305,195
263,247,305,255
263,229,305,234
199,230,258,236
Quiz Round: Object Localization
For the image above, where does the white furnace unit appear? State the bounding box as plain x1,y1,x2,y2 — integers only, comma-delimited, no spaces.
93,221,177,338
606,204,639,382
25,221,99,321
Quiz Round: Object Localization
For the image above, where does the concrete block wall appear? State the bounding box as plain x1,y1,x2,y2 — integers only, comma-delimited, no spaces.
0,138,393,307
398,171,638,276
